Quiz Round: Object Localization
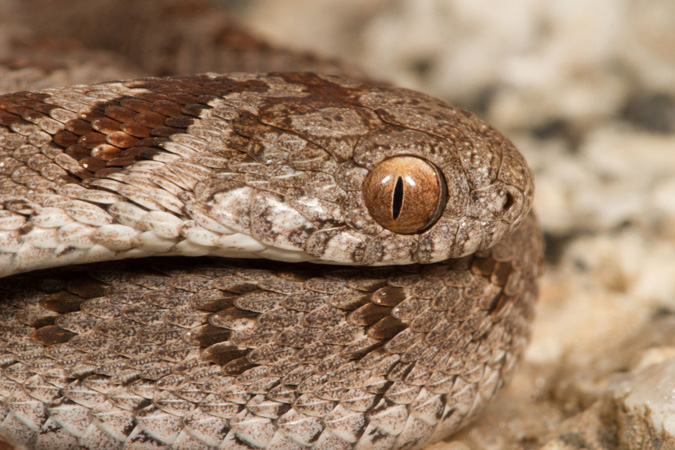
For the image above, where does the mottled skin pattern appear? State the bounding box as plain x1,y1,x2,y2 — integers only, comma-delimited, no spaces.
0,222,540,450
0,3,543,448
0,72,543,450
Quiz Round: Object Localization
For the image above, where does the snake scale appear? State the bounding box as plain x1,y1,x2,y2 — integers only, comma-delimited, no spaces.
0,2,543,449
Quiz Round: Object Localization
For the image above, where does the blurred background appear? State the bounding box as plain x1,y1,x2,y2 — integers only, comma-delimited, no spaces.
223,1,675,448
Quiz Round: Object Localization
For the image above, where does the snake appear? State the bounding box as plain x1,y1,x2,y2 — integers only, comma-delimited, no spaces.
0,5,543,450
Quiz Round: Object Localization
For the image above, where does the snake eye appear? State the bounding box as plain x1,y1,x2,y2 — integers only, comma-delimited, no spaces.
362,156,447,234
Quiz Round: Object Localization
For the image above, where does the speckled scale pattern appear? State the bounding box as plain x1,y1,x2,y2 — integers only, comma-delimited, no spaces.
0,214,542,449
0,3,544,447
0,72,534,277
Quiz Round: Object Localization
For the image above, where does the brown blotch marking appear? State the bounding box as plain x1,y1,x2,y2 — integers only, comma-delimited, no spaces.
202,343,247,365
32,325,76,346
41,291,84,314
370,286,406,307
0,109,21,126
275,72,363,107
79,110,107,123
120,121,152,138
222,356,257,375
180,104,206,117
1,75,273,186
210,306,259,327
165,115,194,128
210,280,259,295
152,101,184,117
65,145,90,161
350,303,391,327
135,92,166,103
0,91,56,127
120,98,152,113
106,131,139,148
91,145,122,161
65,119,93,135
23,314,56,329
151,126,182,137
190,292,238,312
349,278,388,292
53,130,79,147
79,156,106,172
165,92,200,105
91,117,122,134
253,73,386,162
185,324,232,347
36,277,68,294
67,278,108,298
104,105,138,123
136,111,167,128
367,316,406,340
79,133,106,149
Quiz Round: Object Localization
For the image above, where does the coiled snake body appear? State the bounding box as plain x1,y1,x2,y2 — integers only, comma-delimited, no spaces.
0,70,542,449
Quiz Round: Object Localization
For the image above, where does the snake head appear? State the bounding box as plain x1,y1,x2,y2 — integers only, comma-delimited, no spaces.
192,73,534,266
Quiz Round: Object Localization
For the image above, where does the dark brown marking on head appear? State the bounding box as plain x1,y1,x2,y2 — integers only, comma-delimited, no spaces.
247,73,387,162
274,72,364,105
260,73,381,119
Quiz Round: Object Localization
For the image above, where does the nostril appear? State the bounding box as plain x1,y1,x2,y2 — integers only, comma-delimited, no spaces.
503,192,515,211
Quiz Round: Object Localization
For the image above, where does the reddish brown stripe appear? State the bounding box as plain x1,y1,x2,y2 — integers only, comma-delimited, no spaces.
0,75,274,189
91,145,123,161
91,117,122,133
0,92,59,126
104,105,138,122
54,130,79,146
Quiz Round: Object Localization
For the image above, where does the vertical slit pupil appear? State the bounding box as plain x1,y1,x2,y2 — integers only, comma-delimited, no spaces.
392,177,404,220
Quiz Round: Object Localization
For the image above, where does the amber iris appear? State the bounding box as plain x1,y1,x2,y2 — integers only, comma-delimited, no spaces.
362,156,447,234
